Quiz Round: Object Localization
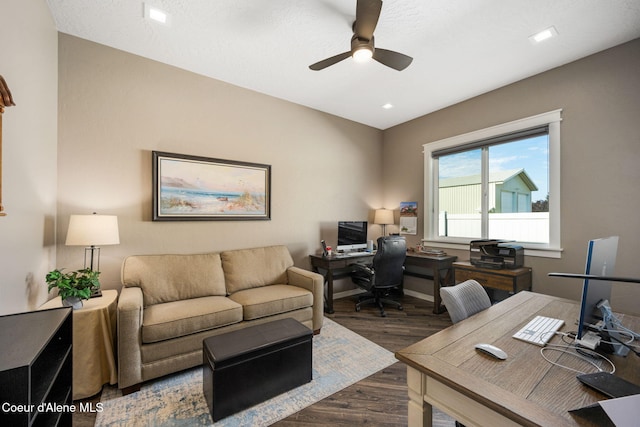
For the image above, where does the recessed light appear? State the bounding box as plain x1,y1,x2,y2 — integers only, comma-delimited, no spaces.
529,26,558,44
144,3,171,26
382,103,394,110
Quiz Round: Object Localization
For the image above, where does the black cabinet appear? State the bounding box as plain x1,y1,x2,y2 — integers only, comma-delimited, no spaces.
0,308,73,426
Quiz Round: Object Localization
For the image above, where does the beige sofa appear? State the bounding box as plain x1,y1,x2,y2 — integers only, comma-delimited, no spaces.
117,245,324,392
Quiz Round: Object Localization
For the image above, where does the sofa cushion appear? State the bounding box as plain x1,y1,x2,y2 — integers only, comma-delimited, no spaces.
122,253,226,306
142,296,242,343
228,284,313,321
222,246,294,294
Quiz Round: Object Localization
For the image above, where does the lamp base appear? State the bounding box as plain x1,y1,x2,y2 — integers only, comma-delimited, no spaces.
84,246,101,272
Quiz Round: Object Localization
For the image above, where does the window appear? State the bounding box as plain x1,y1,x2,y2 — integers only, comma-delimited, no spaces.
423,110,562,257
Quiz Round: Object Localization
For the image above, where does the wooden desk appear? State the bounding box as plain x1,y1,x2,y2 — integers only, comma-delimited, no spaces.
405,252,457,314
395,291,640,427
40,290,118,400
309,253,374,313
309,252,457,314
453,261,532,299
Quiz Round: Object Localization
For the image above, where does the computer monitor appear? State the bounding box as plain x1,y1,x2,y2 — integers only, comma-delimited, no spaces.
576,236,618,340
337,221,368,252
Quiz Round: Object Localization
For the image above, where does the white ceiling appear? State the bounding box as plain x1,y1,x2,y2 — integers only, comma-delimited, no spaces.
46,0,640,130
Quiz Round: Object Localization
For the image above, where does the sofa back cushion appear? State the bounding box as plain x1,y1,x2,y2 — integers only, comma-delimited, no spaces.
122,253,226,306
222,245,294,294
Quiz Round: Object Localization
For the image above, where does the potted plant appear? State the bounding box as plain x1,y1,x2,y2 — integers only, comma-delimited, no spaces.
46,268,101,309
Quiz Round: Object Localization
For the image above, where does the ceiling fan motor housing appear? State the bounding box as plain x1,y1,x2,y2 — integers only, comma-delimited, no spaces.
351,35,374,59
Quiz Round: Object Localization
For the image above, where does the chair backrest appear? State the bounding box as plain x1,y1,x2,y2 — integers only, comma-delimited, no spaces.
371,236,407,289
440,279,491,324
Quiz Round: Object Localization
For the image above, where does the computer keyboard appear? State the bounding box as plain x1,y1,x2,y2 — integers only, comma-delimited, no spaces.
512,315,565,346
335,252,370,257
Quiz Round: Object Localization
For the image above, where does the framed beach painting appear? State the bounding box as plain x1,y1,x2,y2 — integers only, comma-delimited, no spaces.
152,151,271,221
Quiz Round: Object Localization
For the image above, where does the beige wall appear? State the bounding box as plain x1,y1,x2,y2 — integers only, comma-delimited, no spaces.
384,39,640,315
0,1,58,315
1,7,637,316
56,35,383,294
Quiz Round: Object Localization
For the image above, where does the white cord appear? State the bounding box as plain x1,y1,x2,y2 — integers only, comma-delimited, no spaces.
598,328,635,345
600,304,640,340
597,303,640,353
539,334,616,375
610,319,640,340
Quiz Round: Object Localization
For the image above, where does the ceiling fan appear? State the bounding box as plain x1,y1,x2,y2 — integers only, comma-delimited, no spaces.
309,0,413,71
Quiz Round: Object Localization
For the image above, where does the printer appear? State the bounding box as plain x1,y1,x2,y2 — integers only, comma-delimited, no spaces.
470,239,524,269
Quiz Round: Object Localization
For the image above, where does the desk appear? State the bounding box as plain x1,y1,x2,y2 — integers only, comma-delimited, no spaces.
453,261,532,300
40,289,118,400
309,252,457,314
395,291,640,427
309,253,374,313
405,252,457,314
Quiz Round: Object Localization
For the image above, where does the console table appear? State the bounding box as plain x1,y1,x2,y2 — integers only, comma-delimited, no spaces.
40,289,118,399
453,261,531,300
309,252,457,314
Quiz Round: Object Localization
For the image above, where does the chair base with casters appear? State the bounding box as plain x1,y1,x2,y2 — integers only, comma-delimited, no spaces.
355,287,404,317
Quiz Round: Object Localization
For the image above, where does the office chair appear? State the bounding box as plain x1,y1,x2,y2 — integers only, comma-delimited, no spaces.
351,236,406,317
440,279,491,324
440,279,491,427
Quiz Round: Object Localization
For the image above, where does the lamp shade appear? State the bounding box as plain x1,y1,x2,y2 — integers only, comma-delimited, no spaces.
65,214,120,246
374,209,394,225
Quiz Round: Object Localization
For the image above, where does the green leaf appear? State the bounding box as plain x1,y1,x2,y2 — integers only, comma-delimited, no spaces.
45,267,102,300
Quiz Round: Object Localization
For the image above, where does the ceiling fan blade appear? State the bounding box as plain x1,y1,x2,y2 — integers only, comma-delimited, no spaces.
309,51,352,71
355,0,382,40
372,48,413,71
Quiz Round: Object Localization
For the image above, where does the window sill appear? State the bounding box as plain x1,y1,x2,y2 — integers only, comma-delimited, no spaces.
421,240,563,259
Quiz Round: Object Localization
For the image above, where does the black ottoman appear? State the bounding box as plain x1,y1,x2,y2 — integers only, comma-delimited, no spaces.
203,318,313,421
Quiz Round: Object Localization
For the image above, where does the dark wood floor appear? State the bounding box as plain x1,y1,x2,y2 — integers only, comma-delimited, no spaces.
274,295,455,426
73,294,454,426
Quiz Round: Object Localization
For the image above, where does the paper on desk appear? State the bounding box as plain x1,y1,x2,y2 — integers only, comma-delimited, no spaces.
599,394,640,427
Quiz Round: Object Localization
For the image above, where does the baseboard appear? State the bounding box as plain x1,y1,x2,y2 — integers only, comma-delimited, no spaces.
403,289,434,302
333,288,434,302
333,288,366,300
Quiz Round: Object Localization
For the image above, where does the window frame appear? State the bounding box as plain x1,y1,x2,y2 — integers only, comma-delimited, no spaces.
423,110,562,258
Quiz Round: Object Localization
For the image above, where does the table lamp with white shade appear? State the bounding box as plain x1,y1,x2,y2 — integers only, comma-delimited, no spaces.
374,209,394,236
65,213,120,273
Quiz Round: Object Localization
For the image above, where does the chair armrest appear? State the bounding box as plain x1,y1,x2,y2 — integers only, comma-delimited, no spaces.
117,286,144,389
287,266,324,333
352,263,374,276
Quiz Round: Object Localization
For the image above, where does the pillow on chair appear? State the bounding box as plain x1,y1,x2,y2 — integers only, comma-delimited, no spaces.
440,280,491,324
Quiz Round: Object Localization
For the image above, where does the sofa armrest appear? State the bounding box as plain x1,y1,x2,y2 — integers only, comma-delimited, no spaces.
287,266,324,333
117,286,144,390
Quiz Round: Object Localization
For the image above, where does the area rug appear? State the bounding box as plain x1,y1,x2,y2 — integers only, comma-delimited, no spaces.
95,318,397,426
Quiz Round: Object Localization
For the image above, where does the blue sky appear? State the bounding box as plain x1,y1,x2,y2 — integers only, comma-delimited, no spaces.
439,135,549,202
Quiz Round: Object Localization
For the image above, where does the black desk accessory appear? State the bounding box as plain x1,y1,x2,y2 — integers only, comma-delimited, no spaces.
577,372,640,399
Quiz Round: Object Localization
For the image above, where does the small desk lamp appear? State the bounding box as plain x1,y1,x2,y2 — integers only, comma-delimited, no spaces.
374,209,394,236
65,213,120,272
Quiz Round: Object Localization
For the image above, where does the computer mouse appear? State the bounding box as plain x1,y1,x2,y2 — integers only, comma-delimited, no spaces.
474,343,507,360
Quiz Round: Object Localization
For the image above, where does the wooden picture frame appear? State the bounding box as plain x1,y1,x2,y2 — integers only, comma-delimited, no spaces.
0,75,16,217
152,151,271,221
